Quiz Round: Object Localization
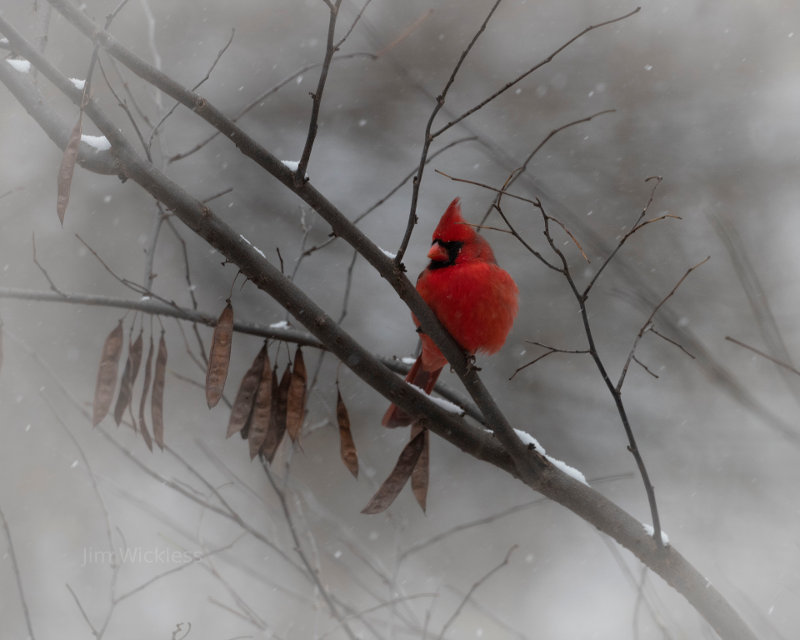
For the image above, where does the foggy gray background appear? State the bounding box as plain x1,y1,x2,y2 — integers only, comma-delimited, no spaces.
1,0,799,638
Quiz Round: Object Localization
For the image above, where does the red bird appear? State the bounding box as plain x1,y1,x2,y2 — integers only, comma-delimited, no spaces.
382,198,519,427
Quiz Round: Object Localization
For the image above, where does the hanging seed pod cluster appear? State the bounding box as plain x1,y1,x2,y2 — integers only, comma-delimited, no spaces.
90,317,168,451
88,300,432,514
222,338,306,463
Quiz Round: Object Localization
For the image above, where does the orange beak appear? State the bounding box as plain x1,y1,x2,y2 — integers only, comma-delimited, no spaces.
427,242,449,262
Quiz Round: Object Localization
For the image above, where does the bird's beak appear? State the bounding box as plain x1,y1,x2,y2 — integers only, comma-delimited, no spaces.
427,242,449,262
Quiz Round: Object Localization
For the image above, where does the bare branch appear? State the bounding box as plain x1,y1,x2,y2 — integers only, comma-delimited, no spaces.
296,0,343,183
167,51,373,164
617,257,710,392
437,545,517,639
148,28,236,150
480,109,616,224
374,8,432,58
583,175,667,300
651,327,696,360
633,355,659,379
261,461,359,640
432,8,640,137
533,196,666,548
302,136,476,259
396,0,504,265
726,336,800,377
115,537,244,605
335,0,373,48
65,583,96,637
0,287,324,346
510,343,590,380
31,233,65,295
0,505,37,640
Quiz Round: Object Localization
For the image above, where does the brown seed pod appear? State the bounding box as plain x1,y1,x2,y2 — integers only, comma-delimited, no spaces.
261,363,291,464
248,348,273,459
205,301,234,408
138,333,154,451
92,320,124,427
361,430,426,515
337,388,358,478
151,331,168,450
286,346,306,441
410,424,429,512
57,113,83,225
226,344,266,439
114,328,143,426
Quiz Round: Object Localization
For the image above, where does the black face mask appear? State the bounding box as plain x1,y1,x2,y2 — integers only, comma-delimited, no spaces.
427,239,463,269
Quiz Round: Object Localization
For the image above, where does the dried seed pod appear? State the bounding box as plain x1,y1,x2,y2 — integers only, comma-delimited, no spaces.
226,344,266,439
138,333,154,451
248,348,273,459
151,331,168,450
285,346,306,441
57,113,83,225
92,320,124,427
337,388,358,478
205,301,234,409
410,424,429,512
361,430,426,515
261,363,290,463
114,328,143,426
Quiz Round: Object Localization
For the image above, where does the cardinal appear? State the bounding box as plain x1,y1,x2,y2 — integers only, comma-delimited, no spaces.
382,198,519,427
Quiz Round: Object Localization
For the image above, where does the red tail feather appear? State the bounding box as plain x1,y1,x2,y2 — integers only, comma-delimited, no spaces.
381,356,443,428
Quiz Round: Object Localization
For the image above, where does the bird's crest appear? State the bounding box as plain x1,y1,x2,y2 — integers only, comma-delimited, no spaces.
432,198,475,244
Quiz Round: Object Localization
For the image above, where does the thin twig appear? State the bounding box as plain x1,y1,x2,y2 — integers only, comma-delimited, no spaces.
712,213,800,410
0,286,325,346
510,343,590,380
96,55,151,156
32,233,65,295
431,8,640,137
202,186,233,204
651,328,695,360
480,109,616,225
437,545,517,639
261,461,359,640
396,0,504,265
632,355,659,379
148,28,235,151
301,136,476,259
42,394,118,638
114,536,244,605
617,257,710,392
400,472,630,563
583,176,665,300
375,8,432,58
725,336,800,377
143,203,168,289
296,0,343,183
533,196,665,546
436,170,586,270
167,51,373,164
164,218,208,363
65,583,96,636
334,0,373,48
318,594,437,640
0,505,37,640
